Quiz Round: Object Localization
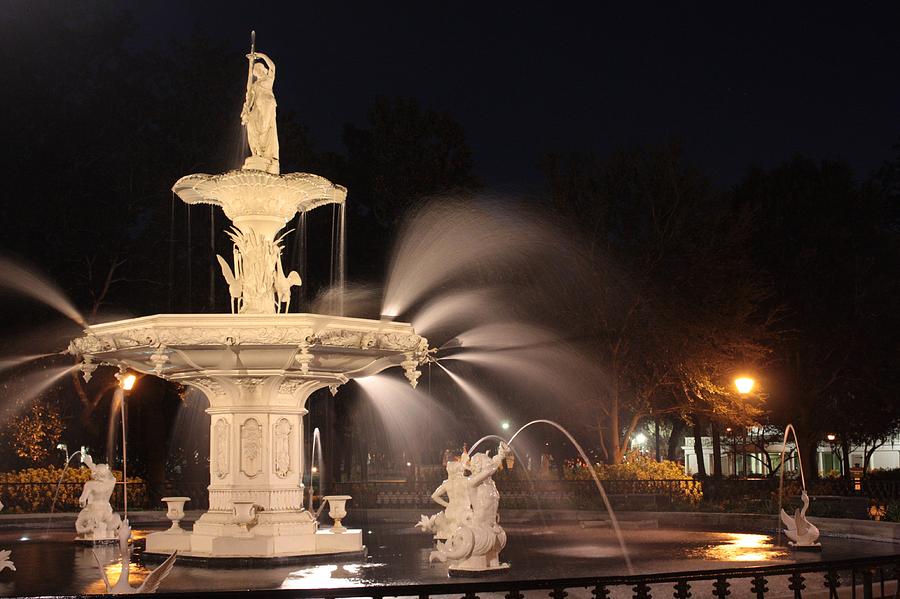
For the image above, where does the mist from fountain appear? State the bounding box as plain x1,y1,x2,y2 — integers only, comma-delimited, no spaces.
412,288,502,336
433,362,505,427
0,362,80,420
354,374,461,460
776,423,808,544
0,353,58,375
46,450,84,536
470,419,633,574
309,427,324,514
0,257,86,327
381,199,574,319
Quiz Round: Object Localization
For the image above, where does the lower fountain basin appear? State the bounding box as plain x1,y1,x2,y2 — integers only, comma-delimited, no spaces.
1,514,897,596
68,313,428,383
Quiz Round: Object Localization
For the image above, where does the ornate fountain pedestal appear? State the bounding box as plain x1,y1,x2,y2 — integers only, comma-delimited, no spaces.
70,313,426,559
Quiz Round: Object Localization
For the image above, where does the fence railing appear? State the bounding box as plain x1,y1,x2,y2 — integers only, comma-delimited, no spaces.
332,479,703,509
68,552,900,599
0,481,149,513
4,476,899,514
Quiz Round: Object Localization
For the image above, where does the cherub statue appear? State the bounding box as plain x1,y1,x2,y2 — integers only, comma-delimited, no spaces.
425,443,511,573
0,499,13,573
75,454,122,542
416,457,472,540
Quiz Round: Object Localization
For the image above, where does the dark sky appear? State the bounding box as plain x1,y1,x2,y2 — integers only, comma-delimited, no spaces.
29,2,900,191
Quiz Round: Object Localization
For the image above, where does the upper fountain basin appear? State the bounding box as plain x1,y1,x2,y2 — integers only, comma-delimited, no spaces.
173,170,347,236
68,313,428,382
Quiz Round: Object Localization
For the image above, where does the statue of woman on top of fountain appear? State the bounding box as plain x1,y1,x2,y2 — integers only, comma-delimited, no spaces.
241,50,279,174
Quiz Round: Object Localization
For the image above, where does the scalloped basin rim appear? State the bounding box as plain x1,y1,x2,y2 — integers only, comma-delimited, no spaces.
80,313,414,336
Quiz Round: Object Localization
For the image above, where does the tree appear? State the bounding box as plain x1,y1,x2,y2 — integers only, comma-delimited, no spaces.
733,157,900,480
4,400,65,467
343,97,478,230
543,144,771,464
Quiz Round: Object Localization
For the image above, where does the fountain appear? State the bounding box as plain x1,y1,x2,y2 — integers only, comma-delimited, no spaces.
67,38,430,560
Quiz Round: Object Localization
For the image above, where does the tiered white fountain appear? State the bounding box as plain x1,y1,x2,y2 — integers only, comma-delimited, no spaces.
67,42,429,560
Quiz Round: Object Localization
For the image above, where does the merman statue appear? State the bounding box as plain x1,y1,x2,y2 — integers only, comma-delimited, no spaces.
416,457,472,540
75,454,122,543
418,443,511,575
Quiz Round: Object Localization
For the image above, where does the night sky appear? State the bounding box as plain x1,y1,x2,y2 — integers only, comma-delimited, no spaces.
92,1,900,191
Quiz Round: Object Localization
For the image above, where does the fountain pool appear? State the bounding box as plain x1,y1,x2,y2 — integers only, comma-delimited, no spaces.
0,517,896,596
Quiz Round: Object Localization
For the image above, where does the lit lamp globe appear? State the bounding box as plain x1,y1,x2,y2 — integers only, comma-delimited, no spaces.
734,377,755,395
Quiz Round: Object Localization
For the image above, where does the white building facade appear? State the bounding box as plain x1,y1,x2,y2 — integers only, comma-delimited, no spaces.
682,434,900,477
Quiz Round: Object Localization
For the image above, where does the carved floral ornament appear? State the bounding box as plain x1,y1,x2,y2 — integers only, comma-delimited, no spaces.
69,325,430,361
240,418,263,478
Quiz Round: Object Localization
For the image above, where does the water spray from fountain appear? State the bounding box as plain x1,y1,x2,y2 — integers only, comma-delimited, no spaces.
470,419,634,574
0,256,87,327
309,427,324,514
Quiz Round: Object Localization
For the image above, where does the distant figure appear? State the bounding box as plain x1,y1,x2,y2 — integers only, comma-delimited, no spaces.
241,51,279,173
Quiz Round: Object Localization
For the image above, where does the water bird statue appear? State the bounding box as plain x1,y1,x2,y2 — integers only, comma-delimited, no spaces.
75,454,122,543
93,519,177,594
779,490,821,549
419,444,510,575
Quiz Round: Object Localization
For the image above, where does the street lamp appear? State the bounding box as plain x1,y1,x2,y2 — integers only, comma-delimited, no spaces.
826,433,836,442
120,373,136,391
115,370,137,518
734,377,755,394
500,421,510,432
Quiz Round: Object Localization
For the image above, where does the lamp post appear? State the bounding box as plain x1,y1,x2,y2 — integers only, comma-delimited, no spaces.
115,371,136,518
733,377,756,477
734,377,755,395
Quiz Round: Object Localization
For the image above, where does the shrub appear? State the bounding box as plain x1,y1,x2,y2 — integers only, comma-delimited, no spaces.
0,465,146,513
563,454,692,481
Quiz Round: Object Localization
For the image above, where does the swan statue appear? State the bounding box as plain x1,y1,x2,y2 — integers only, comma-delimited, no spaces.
779,490,821,549
93,518,177,593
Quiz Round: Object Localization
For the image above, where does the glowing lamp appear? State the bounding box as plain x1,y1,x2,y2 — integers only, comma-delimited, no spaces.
120,373,137,391
734,377,755,394
634,433,647,445
826,433,836,442
501,421,510,431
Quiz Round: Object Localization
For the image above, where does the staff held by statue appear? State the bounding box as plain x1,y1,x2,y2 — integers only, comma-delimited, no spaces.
241,30,256,126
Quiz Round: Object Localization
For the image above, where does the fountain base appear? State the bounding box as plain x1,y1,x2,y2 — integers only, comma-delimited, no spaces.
146,511,363,559
448,562,510,577
789,543,823,552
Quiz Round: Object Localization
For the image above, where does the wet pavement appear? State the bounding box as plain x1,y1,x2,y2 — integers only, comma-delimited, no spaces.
0,522,895,596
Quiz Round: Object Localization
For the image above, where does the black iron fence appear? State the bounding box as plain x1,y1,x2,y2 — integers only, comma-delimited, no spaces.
96,553,900,599
0,481,149,513
332,479,702,510
4,476,900,514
